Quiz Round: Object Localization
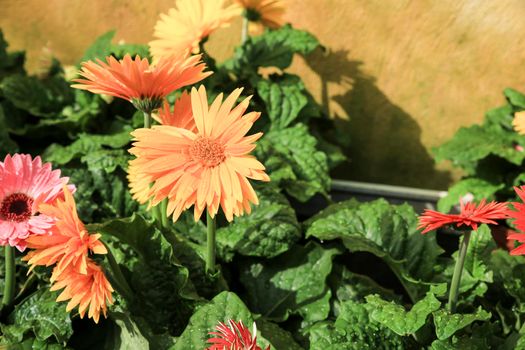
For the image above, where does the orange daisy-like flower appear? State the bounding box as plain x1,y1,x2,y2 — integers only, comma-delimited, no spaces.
22,186,107,279
418,199,508,234
128,85,270,222
152,90,197,131
506,186,525,255
149,0,241,60
513,111,525,135
51,260,114,324
235,0,285,29
71,54,211,113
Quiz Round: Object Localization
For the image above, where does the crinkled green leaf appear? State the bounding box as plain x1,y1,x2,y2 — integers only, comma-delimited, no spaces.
239,242,341,322
1,290,72,345
305,198,444,299
437,178,504,213
308,300,406,350
80,149,129,173
81,30,116,62
504,88,525,109
172,291,271,350
432,307,491,340
433,124,525,174
43,128,131,165
0,30,25,79
366,290,441,336
256,123,330,201
93,214,196,334
108,312,150,350
216,184,301,260
1,75,73,117
225,24,319,73
256,75,308,129
490,250,525,312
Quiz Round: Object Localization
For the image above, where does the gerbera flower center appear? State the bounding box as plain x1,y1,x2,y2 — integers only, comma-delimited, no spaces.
189,137,226,168
0,193,34,222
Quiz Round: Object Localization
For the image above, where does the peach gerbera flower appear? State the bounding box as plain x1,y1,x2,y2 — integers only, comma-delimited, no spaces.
513,111,525,135
0,154,72,251
235,0,285,29
128,85,270,222
149,0,241,60
71,54,211,113
22,186,107,279
152,90,196,131
50,260,114,323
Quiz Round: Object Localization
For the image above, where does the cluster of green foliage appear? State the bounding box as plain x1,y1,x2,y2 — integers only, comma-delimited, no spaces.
1,26,525,350
434,88,525,212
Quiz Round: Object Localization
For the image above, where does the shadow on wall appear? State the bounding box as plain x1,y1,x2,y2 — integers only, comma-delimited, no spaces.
305,48,452,190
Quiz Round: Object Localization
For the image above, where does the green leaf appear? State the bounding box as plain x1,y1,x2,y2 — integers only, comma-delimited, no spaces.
445,225,495,301
1,75,74,117
504,88,525,109
305,198,444,300
256,319,304,350
173,291,267,350
93,214,196,334
308,300,406,350
1,290,72,345
108,312,150,350
432,307,491,340
433,124,525,174
490,250,525,312
43,128,132,165
80,30,116,62
225,24,319,73
256,123,330,201
80,149,130,174
216,184,301,260
0,104,18,156
437,178,504,213
256,75,308,129
239,242,341,322
365,290,441,336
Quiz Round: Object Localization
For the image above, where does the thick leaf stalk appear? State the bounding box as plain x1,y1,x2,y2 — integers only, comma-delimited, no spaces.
143,111,151,129
105,244,134,301
206,211,217,275
448,231,472,313
241,17,249,44
2,246,15,310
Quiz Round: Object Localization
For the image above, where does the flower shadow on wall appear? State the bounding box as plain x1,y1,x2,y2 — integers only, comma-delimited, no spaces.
304,48,452,189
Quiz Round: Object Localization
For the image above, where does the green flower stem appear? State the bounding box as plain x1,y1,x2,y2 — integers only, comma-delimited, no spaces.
206,211,217,275
143,111,151,129
448,230,472,313
105,244,134,301
160,199,169,228
241,17,249,44
2,246,15,309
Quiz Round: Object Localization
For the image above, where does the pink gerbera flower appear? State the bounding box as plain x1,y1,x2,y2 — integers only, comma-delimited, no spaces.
0,154,71,251
207,319,269,350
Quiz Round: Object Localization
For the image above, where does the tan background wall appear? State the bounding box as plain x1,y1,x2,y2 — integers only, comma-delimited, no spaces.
2,0,525,190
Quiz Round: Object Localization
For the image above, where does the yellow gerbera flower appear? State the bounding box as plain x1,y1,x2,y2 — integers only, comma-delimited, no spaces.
235,0,285,29
513,111,525,135
149,0,241,61
128,85,270,222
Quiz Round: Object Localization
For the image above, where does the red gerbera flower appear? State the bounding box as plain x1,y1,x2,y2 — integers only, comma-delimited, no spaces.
506,186,525,255
417,199,508,234
207,320,269,350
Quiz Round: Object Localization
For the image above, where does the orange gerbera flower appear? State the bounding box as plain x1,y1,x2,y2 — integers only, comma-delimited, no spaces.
513,111,525,135
235,0,285,29
149,0,241,60
51,260,114,323
22,186,107,279
128,85,270,222
418,199,508,234
72,54,211,113
152,90,197,131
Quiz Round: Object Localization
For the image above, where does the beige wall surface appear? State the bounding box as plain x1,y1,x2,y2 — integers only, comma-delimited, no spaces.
2,0,525,189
